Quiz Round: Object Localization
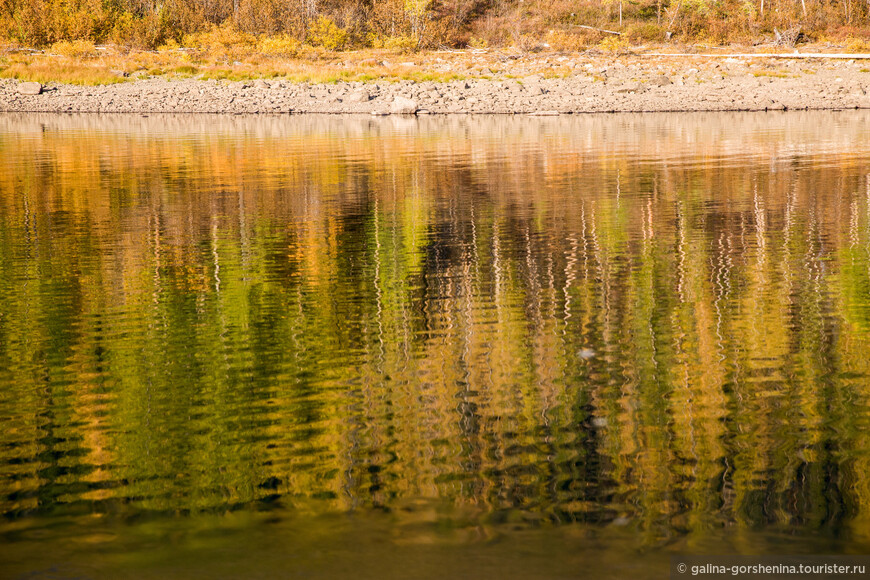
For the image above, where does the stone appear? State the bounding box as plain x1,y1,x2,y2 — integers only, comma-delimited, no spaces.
346,91,371,103
615,83,645,94
390,96,418,115
529,110,560,116
17,82,42,95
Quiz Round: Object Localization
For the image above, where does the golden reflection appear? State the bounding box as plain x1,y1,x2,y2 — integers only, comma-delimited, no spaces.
1,112,870,554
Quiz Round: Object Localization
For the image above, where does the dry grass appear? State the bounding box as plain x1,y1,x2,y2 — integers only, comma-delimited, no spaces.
0,45,477,85
0,58,126,85
1,40,865,86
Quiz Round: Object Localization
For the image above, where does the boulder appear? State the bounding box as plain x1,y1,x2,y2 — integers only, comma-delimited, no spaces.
17,82,42,95
390,96,418,115
346,91,371,103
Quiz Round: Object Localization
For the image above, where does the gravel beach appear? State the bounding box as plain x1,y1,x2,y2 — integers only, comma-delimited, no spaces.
2,53,869,114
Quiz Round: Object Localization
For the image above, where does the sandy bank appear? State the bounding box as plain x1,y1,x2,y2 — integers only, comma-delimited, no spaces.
2,53,869,114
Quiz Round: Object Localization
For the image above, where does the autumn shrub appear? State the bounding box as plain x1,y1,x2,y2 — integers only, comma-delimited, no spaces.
1,0,111,45
3,0,870,52
598,34,629,52
306,15,348,49
186,21,256,60
259,34,301,56
109,10,177,49
544,29,591,51
466,35,488,48
368,0,442,48
236,0,307,37
51,39,98,57
624,22,665,43
369,33,418,51
846,35,870,51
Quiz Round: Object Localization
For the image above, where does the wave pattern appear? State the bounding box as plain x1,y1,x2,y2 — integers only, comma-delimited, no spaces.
1,112,870,571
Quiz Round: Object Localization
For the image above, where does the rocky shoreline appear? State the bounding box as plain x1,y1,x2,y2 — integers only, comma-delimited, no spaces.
2,54,869,114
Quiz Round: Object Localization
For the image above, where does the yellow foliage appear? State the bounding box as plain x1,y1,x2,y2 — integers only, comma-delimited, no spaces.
467,36,488,49
544,30,587,51
623,23,664,43
158,38,181,51
598,35,629,53
190,23,254,50
2,0,870,52
306,16,348,51
109,11,173,49
185,22,257,60
51,39,98,58
3,0,108,45
369,34,418,51
846,36,870,52
259,35,301,57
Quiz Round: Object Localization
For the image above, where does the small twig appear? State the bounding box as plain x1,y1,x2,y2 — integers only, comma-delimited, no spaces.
571,24,622,36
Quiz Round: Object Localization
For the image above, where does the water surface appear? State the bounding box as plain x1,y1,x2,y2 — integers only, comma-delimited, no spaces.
2,112,870,578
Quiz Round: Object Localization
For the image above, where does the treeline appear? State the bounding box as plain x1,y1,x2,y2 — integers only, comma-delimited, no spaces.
1,0,870,50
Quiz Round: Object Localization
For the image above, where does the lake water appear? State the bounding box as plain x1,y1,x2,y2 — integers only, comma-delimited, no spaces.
2,111,870,579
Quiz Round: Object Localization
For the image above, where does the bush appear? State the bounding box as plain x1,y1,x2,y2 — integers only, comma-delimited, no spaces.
545,29,590,51
624,23,665,43
306,16,348,50
467,36,488,48
369,34,418,51
50,39,98,57
3,0,110,46
846,35,870,52
259,34,301,56
598,35,629,52
109,11,175,50
185,22,256,60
